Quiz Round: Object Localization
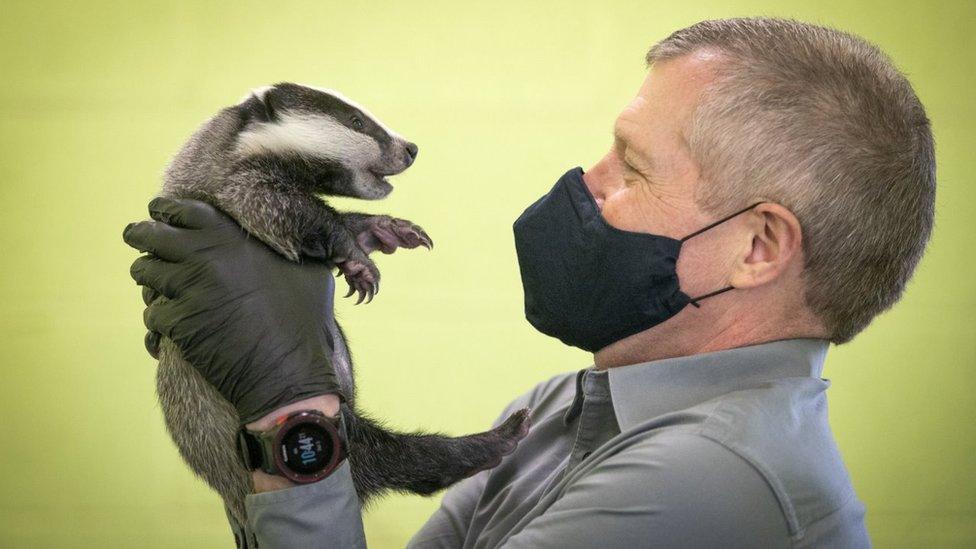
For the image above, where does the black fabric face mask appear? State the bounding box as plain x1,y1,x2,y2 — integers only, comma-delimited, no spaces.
513,166,759,352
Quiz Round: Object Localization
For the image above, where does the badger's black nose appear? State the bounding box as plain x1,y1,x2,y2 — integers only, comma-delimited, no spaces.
405,142,419,162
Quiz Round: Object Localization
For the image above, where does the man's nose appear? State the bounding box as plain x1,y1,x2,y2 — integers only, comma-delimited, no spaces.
583,149,625,209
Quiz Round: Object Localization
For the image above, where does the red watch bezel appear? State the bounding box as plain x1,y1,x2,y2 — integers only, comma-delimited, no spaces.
270,410,345,484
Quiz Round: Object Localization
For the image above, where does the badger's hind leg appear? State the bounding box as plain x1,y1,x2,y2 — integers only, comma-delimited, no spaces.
156,338,253,525
344,406,531,504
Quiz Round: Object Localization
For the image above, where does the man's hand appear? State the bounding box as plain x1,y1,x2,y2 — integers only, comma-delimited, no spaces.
123,197,344,424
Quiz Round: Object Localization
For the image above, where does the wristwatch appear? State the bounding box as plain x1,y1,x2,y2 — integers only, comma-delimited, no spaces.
238,409,347,484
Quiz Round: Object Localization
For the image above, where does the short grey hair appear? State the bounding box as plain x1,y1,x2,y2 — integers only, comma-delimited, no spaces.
647,17,936,343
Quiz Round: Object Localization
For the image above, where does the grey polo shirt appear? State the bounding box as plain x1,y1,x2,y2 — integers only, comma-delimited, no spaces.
231,338,870,548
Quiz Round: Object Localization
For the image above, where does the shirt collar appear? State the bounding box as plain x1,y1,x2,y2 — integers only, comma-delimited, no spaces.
567,338,828,431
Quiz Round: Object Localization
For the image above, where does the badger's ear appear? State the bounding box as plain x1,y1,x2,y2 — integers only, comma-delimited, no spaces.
241,86,278,123
258,88,278,122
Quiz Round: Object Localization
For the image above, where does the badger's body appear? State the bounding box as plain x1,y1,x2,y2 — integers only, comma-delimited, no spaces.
157,83,530,525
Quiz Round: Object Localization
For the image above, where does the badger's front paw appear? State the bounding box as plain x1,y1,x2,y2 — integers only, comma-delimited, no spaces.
350,215,433,256
338,251,380,304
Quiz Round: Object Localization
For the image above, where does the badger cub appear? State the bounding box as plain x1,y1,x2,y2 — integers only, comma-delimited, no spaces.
156,82,530,525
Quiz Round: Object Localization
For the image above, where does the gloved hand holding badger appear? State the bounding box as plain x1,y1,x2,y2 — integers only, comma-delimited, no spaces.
126,83,531,525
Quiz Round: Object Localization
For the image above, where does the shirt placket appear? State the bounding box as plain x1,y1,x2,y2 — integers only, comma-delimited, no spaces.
565,369,620,474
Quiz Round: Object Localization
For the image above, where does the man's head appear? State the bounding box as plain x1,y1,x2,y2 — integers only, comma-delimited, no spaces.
585,18,934,365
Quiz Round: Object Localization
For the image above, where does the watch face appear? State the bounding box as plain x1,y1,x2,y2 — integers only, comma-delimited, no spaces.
279,423,334,475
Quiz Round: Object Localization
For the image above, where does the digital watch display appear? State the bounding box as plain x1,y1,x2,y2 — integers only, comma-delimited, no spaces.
238,410,346,484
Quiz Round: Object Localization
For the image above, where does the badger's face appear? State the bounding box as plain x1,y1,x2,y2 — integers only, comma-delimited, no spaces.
233,83,417,199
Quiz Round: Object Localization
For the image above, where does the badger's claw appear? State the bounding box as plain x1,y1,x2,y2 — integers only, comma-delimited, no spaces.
351,215,434,256
338,256,379,304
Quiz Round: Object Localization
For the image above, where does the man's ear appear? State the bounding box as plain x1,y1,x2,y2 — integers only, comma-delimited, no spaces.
729,203,803,289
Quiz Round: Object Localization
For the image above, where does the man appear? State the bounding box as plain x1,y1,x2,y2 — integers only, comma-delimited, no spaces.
124,17,934,548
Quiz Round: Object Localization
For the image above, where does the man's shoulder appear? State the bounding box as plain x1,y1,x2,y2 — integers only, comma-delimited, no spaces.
560,431,794,548
689,378,864,540
607,378,868,545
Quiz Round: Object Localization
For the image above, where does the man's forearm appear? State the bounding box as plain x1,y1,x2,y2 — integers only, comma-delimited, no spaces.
243,459,367,549
237,393,367,548
246,394,343,493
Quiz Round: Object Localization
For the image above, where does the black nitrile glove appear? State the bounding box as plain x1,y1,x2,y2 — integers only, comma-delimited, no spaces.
123,197,343,424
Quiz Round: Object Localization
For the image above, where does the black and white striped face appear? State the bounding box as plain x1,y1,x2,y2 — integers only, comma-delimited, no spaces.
234,83,418,199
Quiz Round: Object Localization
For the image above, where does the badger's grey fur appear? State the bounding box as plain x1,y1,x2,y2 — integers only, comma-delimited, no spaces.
156,82,530,525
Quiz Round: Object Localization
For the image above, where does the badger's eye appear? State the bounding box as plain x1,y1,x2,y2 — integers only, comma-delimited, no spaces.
351,116,364,130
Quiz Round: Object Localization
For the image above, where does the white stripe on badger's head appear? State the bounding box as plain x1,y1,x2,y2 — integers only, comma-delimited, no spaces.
305,85,403,143
233,84,399,168
235,111,381,166
231,83,414,200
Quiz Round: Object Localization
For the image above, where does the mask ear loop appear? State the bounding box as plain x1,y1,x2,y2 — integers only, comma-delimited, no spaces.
679,202,764,308
687,286,735,308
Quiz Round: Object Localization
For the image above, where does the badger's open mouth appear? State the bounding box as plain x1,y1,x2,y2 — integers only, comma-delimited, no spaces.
369,170,392,185
369,166,405,179
369,168,400,193
365,170,395,198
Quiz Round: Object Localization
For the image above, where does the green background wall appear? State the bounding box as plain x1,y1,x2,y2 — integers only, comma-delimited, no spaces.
1,1,972,547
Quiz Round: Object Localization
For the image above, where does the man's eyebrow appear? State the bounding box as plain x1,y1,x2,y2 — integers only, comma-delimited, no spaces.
613,124,626,147
613,126,657,175
612,126,628,158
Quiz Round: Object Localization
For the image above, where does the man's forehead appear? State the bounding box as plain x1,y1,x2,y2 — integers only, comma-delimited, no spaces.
617,50,724,141
650,48,725,88
657,51,723,107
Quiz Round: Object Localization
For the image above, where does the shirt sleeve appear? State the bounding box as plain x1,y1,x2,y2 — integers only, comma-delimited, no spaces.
499,433,793,549
406,469,491,548
406,388,545,548
233,402,512,549
233,379,554,549
240,460,367,549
